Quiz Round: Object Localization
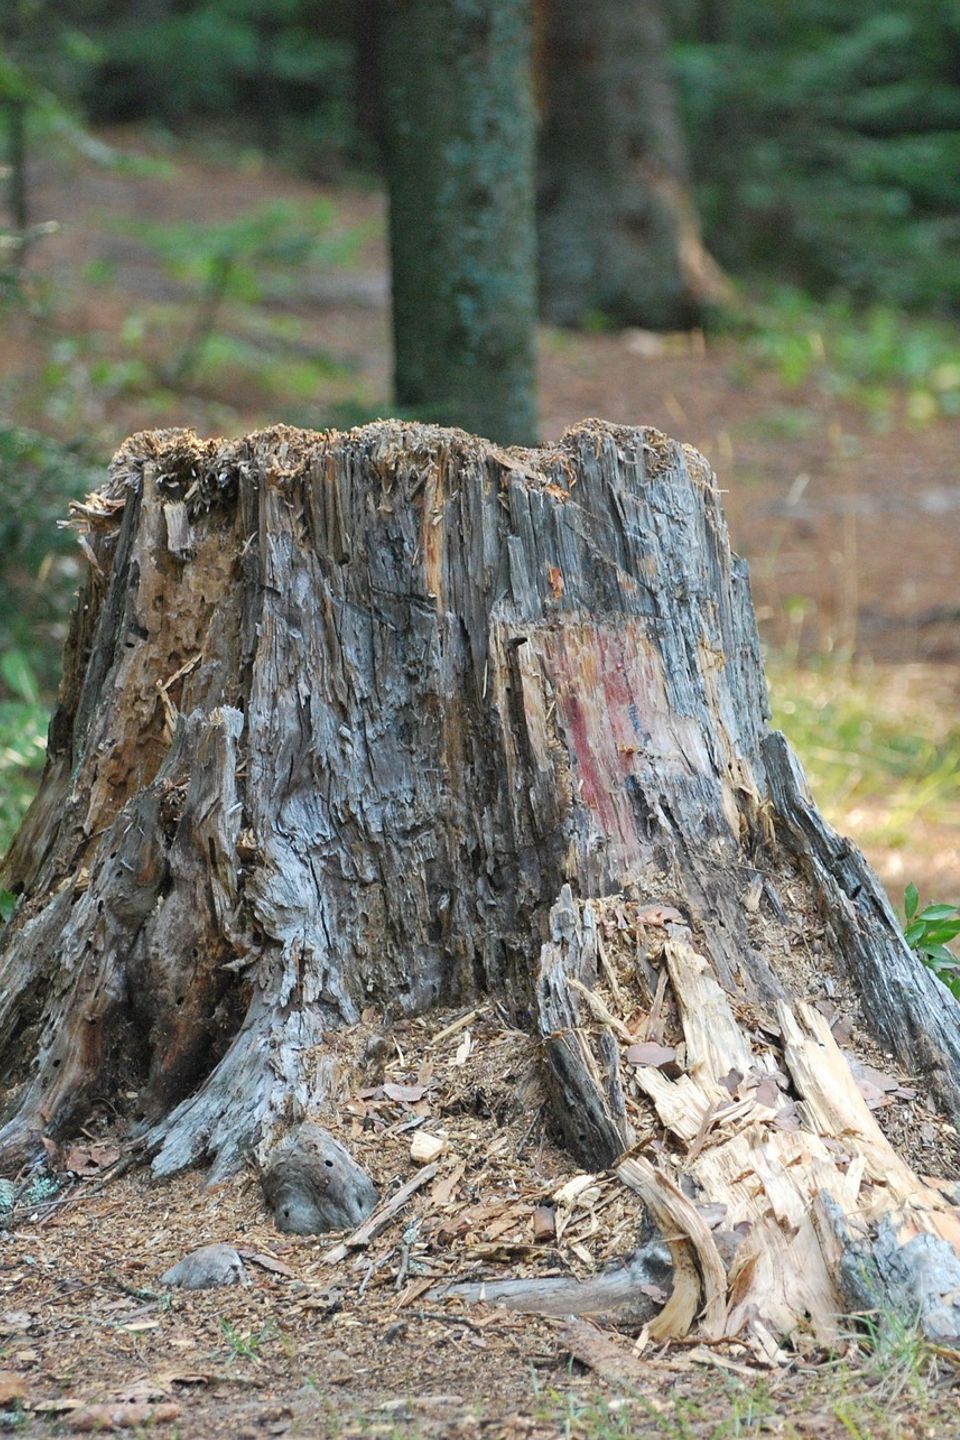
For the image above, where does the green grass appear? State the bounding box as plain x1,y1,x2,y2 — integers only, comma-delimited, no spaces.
767,656,960,867
0,650,50,855
721,283,960,425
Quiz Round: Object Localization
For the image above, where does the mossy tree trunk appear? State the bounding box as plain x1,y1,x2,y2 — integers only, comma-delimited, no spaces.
379,0,538,446
537,0,730,329
1,421,959,1346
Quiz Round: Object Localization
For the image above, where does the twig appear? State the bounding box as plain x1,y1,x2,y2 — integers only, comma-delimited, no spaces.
322,1163,438,1265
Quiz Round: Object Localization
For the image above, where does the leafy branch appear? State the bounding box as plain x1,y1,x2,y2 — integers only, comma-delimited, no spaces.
904,883,960,1003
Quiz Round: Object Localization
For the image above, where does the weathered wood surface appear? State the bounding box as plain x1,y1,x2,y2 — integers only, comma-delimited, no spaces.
0,419,958,1345
260,1121,378,1234
429,1238,670,1321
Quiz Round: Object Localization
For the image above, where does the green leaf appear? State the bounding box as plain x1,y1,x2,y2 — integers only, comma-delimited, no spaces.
917,904,960,922
904,882,919,921
0,890,16,924
904,921,926,947
920,944,960,968
917,922,960,946
0,649,39,705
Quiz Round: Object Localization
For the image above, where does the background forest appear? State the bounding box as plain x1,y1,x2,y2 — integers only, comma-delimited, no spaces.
1,0,959,908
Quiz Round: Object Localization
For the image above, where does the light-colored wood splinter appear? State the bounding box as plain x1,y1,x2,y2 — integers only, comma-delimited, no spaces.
614,929,960,1350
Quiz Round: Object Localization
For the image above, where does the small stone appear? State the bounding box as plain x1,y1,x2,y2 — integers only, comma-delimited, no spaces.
161,1243,247,1290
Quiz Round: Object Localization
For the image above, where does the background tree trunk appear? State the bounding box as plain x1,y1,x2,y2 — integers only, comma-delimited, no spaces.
1,420,959,1344
537,0,730,328
379,0,538,445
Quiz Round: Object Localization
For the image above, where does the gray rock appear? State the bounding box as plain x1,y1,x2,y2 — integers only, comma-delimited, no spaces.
261,1122,378,1235
161,1242,247,1290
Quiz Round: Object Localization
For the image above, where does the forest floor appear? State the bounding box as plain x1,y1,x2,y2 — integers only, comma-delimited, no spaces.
1,131,960,1437
4,997,960,1440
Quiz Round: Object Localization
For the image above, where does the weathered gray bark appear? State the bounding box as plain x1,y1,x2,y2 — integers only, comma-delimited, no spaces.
380,0,538,445
537,0,730,328
1,419,958,1345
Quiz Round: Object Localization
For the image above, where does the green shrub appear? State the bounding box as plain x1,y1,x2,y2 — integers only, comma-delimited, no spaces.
903,884,960,1001
676,1,960,310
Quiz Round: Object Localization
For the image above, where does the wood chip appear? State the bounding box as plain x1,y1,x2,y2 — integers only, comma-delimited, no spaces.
532,1205,557,1243
410,1132,445,1164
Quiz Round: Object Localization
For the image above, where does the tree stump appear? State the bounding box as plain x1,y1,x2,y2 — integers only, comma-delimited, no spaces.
1,420,959,1346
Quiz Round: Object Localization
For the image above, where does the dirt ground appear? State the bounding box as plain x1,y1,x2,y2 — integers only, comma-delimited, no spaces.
4,1166,959,1440
2,133,960,1436
5,916,960,1438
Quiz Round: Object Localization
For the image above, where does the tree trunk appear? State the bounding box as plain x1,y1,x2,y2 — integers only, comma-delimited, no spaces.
379,0,538,446
537,0,731,328
2,420,959,1347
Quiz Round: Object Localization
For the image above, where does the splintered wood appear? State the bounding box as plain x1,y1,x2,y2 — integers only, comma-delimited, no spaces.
536,889,960,1356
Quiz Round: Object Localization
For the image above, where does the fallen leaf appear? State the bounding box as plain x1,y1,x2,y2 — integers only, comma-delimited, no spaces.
241,1252,296,1279
0,1313,32,1336
752,1077,780,1109
64,1141,121,1175
383,1083,428,1104
0,1372,27,1406
452,1031,472,1067
625,1042,680,1077
858,1064,900,1093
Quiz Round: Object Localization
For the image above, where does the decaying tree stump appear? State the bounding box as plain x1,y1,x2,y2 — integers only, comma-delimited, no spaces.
1,420,959,1347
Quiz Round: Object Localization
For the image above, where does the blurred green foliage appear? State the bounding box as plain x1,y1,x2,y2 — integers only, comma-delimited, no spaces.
124,199,360,383
675,0,960,310
768,658,960,855
78,0,358,171
0,423,100,686
9,0,960,313
0,647,47,855
724,284,960,422
0,427,98,855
